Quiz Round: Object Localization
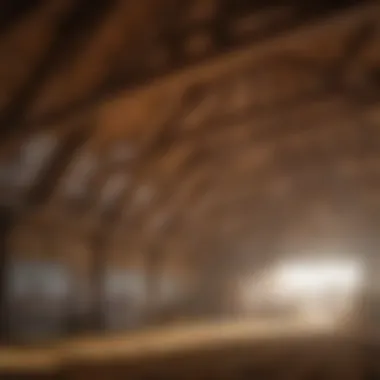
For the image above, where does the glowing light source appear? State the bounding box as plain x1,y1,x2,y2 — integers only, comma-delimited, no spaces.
274,259,362,298
239,257,363,325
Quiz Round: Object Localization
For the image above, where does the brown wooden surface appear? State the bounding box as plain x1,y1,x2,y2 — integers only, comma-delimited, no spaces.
0,1,380,378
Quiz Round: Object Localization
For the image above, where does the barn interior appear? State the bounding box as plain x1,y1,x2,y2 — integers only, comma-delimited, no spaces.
0,0,380,379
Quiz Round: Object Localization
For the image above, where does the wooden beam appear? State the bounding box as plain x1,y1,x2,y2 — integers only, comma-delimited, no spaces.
1,1,369,144
0,0,116,140
0,0,44,38
25,126,91,207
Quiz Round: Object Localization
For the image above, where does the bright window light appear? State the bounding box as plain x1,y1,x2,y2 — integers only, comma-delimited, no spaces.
274,259,363,297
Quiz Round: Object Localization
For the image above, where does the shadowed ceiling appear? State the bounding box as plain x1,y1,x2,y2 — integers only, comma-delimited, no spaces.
0,0,363,142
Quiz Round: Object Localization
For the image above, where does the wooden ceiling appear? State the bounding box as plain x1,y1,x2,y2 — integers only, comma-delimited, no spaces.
0,0,380,350
0,0,364,143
